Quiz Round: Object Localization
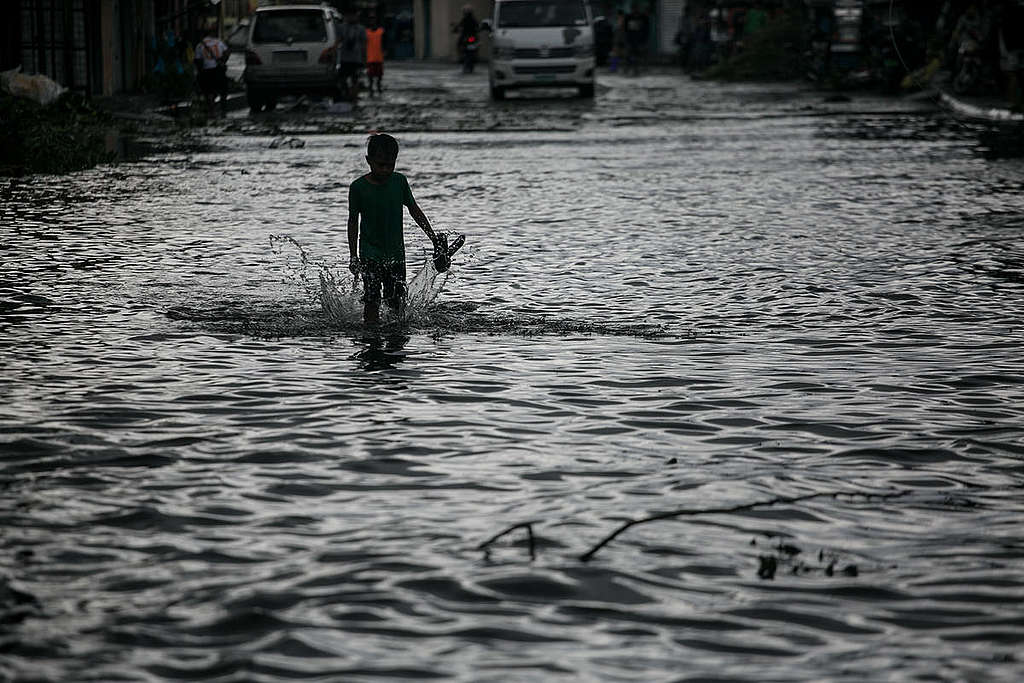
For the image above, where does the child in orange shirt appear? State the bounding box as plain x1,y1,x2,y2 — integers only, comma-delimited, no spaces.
366,15,385,95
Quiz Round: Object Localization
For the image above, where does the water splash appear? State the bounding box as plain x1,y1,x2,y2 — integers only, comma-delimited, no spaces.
166,235,670,339
317,267,363,325
270,234,451,326
402,258,451,320
268,234,340,304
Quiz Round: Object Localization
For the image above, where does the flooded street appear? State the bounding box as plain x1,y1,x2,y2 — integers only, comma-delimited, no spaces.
3,64,1024,681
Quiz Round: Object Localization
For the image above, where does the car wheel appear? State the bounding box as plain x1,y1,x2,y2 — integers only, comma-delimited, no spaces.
247,90,264,114
490,84,506,101
577,83,595,98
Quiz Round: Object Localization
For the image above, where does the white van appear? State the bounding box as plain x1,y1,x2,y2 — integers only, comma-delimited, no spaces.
486,0,596,100
243,4,344,112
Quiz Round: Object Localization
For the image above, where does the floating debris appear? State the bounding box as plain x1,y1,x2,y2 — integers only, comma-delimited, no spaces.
268,135,305,149
757,555,778,580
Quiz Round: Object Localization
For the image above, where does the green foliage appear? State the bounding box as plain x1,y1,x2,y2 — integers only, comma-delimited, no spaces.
0,92,118,176
702,13,805,82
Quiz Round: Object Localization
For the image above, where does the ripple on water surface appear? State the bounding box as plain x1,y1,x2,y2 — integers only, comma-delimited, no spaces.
2,78,1024,682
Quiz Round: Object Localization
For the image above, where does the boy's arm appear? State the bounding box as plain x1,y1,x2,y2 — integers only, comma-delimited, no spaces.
408,201,438,245
347,210,360,273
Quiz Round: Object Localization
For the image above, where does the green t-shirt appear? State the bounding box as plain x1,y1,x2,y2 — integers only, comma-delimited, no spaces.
349,172,415,263
745,9,767,36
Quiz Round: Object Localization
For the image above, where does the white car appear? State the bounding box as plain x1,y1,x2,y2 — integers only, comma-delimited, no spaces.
487,0,596,100
243,4,344,112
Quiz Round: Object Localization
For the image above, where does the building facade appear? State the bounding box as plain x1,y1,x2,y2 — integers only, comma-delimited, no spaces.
0,0,692,98
2,0,152,97
1,0,246,97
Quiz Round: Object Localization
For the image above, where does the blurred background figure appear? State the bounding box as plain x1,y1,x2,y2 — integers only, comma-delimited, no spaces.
452,5,480,74
366,13,385,95
193,19,230,117
625,4,650,76
996,0,1024,110
594,14,613,67
610,10,627,73
336,7,366,101
675,6,693,70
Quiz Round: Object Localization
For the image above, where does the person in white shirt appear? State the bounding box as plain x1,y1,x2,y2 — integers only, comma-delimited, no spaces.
194,21,231,117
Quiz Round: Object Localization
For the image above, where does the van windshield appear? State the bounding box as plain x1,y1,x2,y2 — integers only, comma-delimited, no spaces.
496,0,588,28
252,10,327,44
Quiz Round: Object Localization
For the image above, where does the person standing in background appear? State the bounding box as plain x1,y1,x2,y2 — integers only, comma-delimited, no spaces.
366,13,385,96
610,10,627,72
194,21,230,117
625,4,650,76
745,1,768,38
675,7,694,71
336,7,367,101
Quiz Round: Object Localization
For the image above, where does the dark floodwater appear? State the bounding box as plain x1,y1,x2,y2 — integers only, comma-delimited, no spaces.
3,66,1024,681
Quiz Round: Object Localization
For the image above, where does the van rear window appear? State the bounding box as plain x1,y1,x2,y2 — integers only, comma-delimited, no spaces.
497,0,588,28
252,10,327,44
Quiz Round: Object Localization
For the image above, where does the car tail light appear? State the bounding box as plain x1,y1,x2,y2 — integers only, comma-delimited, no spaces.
467,36,476,44
245,50,262,66
319,47,335,64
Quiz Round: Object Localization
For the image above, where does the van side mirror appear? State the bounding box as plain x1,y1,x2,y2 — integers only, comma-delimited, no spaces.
480,18,492,32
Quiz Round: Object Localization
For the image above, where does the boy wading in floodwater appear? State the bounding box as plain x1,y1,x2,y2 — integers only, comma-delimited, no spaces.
348,133,439,324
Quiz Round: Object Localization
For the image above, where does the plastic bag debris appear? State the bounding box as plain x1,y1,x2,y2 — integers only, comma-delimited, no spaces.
1,66,67,106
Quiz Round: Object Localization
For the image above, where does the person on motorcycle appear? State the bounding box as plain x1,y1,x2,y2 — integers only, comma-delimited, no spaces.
453,5,480,72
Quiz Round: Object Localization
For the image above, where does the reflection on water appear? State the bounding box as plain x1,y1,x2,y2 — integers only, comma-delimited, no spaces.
353,332,411,371
2,72,1024,681
816,112,1024,160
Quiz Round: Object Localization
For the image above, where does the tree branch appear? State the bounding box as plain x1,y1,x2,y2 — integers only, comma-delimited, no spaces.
477,522,536,559
578,489,913,562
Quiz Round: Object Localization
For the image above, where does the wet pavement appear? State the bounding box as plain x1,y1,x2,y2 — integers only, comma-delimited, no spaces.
177,60,943,133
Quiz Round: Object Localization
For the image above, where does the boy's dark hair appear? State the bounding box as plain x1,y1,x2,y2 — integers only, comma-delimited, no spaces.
367,133,399,160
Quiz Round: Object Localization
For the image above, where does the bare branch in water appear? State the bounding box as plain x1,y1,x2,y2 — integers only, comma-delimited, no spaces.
477,522,536,559
578,489,914,563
